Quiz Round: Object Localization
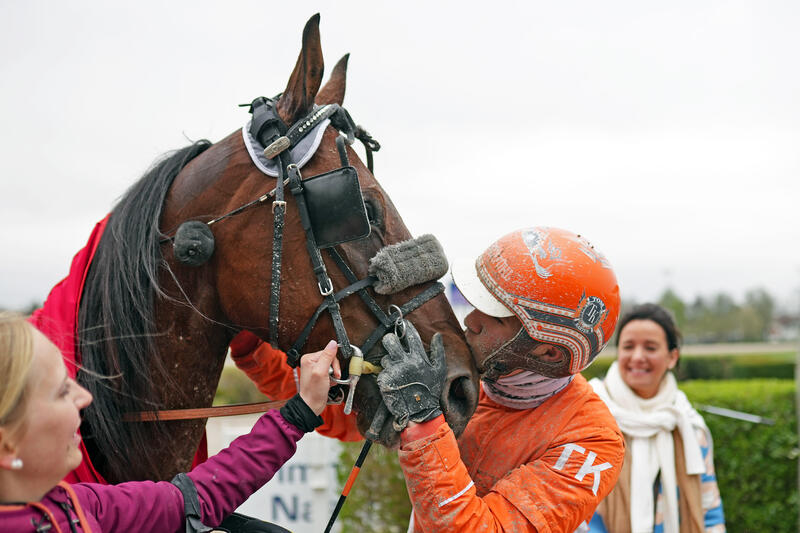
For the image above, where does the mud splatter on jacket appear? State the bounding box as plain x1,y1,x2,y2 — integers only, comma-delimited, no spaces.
400,375,625,532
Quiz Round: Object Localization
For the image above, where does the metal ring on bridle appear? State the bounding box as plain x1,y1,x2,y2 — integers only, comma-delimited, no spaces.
329,368,351,386
387,304,405,338
329,344,364,385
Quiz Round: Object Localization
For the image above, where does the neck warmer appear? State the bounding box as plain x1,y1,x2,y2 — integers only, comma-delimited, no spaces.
483,370,573,410
589,362,707,533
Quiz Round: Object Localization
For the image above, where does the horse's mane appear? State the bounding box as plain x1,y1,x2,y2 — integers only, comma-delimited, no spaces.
77,140,212,481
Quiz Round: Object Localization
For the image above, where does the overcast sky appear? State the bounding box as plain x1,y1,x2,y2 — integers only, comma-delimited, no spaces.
1,1,798,311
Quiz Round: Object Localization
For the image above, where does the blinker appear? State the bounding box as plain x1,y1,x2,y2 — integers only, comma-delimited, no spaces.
173,221,215,266
302,166,371,248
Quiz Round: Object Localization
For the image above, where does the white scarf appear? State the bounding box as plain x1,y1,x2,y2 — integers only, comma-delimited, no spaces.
589,362,707,533
483,370,573,409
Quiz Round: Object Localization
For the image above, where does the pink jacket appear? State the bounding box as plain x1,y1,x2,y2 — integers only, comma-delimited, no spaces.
0,409,303,532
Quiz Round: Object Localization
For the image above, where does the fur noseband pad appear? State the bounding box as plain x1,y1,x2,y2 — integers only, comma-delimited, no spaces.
173,221,215,266
368,234,448,295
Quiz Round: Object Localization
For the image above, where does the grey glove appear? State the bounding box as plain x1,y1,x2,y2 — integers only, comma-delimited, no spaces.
377,320,446,431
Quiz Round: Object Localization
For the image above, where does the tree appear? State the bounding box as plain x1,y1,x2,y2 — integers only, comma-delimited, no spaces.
744,288,775,341
338,441,411,532
658,288,686,330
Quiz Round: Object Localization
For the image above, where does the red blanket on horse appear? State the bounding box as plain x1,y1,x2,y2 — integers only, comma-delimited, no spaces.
30,217,360,484
29,216,208,484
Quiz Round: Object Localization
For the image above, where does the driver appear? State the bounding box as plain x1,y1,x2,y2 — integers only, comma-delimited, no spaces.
378,227,625,531
234,226,625,531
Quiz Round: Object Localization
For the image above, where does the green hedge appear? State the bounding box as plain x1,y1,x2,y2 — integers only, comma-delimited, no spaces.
213,364,270,405
681,379,797,532
336,379,798,533
337,443,412,533
582,352,795,381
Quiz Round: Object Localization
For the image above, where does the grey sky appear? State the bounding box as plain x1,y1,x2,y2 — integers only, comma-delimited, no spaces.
1,1,798,311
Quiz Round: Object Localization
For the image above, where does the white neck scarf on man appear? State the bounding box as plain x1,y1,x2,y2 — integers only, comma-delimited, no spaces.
483,370,573,410
589,362,708,533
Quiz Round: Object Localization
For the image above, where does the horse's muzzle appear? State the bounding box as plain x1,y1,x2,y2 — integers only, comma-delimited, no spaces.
440,368,479,437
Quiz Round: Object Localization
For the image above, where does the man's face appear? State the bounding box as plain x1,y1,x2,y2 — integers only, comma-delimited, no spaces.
463,310,525,374
463,309,566,378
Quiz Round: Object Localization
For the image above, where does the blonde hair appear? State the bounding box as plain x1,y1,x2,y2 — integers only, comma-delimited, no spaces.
0,312,35,426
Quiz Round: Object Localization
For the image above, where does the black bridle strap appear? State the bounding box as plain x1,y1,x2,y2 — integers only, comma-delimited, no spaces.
285,276,376,368
288,170,355,361
326,248,393,329
355,125,380,174
335,134,350,166
358,281,445,357
268,152,291,345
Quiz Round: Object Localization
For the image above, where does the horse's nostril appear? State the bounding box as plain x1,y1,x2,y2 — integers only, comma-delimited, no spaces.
448,375,469,402
443,375,478,436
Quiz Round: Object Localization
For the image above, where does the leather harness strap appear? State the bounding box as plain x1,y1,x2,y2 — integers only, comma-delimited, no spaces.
124,399,288,422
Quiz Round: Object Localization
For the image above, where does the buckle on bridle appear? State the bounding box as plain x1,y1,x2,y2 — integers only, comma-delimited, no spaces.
318,279,333,296
263,136,291,159
271,200,286,214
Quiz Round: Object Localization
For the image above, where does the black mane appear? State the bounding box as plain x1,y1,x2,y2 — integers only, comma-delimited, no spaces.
77,140,211,481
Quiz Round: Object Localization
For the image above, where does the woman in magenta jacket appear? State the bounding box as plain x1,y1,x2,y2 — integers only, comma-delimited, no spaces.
0,311,340,533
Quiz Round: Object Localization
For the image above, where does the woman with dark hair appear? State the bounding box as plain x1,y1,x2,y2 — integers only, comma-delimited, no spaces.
586,303,726,533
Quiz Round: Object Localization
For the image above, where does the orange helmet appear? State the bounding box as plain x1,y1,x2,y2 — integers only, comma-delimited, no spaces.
452,227,620,376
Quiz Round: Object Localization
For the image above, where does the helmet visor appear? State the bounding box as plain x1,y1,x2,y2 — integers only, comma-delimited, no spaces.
451,256,514,318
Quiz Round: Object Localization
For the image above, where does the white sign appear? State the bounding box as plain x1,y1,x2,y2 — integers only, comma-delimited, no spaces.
206,414,342,533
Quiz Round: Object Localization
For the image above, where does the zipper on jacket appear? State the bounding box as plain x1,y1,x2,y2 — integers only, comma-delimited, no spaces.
57,501,80,533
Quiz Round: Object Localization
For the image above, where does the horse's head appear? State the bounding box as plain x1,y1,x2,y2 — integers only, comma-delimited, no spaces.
162,15,478,447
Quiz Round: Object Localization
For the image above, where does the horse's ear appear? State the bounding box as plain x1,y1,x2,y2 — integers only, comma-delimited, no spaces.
277,14,325,125
316,54,349,106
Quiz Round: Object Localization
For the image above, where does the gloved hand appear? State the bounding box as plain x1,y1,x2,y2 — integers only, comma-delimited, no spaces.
377,320,446,431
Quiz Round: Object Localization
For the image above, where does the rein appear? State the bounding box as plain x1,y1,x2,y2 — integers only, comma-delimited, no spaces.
124,399,288,422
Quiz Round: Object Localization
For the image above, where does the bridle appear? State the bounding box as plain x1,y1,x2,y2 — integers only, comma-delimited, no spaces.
249,94,445,418
129,96,445,434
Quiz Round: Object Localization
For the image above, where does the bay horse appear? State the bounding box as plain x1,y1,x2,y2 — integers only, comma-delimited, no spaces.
73,14,479,484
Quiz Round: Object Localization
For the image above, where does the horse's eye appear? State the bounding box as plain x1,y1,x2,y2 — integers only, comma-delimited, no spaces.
364,201,377,223
362,193,384,231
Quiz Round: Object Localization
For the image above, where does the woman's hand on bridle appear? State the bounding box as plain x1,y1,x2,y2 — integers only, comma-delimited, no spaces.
299,340,340,415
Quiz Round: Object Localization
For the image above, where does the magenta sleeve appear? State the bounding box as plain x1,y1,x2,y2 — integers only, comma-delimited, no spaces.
187,408,304,526
71,480,185,532
68,409,302,531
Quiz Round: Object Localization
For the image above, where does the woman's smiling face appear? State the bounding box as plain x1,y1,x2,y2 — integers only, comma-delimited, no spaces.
12,327,93,487
616,318,679,399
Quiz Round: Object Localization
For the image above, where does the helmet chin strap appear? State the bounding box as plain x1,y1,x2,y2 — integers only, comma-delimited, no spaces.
479,327,532,381
480,327,573,380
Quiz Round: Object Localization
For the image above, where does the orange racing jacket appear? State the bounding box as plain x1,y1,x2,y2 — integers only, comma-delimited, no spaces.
399,374,625,532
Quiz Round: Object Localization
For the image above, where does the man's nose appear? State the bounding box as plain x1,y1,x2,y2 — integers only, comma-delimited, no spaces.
463,309,488,333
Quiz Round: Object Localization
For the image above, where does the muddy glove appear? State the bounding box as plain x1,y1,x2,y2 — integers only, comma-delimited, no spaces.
377,320,446,431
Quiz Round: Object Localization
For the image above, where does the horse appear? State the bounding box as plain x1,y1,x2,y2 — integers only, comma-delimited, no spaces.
71,14,480,484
